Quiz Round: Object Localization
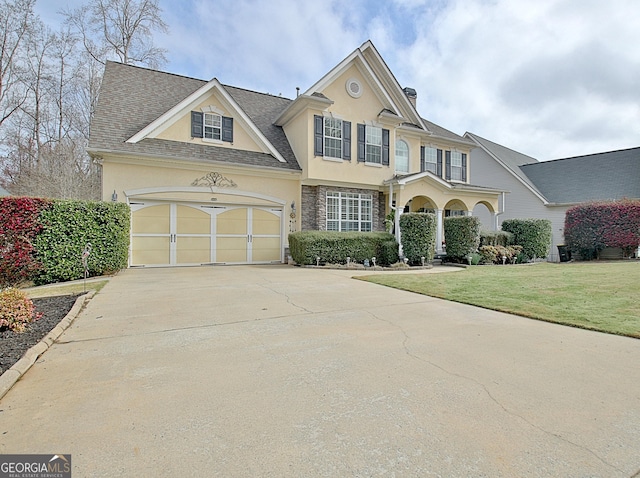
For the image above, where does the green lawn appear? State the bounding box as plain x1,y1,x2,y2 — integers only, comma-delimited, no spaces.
24,280,109,299
357,262,640,338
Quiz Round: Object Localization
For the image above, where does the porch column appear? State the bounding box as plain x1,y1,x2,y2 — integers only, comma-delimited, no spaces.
436,209,444,254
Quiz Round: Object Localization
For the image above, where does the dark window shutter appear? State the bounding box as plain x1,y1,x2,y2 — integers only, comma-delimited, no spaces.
314,115,323,156
342,121,351,160
445,150,451,180
437,149,443,177
462,153,467,182
420,146,425,172
191,111,203,138
357,124,365,162
382,128,390,166
222,116,233,142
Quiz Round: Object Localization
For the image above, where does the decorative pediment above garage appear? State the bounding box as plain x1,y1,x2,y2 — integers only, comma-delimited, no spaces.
125,78,286,162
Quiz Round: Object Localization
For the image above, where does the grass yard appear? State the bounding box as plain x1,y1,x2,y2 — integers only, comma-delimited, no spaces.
357,262,640,338
24,279,109,299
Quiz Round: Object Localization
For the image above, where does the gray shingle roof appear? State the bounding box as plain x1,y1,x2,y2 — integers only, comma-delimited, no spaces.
88,61,301,171
520,147,640,204
423,119,473,144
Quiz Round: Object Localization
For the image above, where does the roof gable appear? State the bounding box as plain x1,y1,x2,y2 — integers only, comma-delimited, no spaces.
126,77,286,163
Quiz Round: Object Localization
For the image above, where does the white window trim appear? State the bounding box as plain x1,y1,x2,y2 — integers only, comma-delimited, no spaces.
323,116,343,160
326,191,373,232
365,125,383,164
395,139,409,173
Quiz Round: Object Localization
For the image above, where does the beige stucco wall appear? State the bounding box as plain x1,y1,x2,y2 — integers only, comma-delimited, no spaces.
101,156,301,231
156,91,263,153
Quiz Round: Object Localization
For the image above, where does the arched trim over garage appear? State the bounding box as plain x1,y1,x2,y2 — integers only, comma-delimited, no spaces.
124,186,287,206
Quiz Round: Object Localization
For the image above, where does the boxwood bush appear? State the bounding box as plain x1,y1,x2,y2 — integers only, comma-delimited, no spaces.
399,213,436,265
34,200,130,284
288,231,398,266
444,216,481,261
479,230,513,247
501,218,552,260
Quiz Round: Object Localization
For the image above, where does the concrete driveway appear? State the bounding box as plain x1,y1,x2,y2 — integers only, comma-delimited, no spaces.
1,265,639,477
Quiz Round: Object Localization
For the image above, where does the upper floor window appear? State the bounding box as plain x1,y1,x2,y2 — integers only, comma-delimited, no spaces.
314,115,351,160
421,146,443,176
395,140,409,173
445,150,467,182
191,111,233,142
357,124,389,165
204,113,221,140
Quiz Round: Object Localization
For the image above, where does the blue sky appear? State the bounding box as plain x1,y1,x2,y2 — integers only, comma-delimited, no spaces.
36,0,640,160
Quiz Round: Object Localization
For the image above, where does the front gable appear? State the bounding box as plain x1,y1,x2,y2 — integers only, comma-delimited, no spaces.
126,79,286,162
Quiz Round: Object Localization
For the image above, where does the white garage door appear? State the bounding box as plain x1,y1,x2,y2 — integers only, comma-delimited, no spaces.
130,201,282,266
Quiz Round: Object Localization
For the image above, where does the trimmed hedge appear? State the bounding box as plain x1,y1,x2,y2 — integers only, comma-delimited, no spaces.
34,200,130,284
478,245,524,264
501,218,552,260
565,200,640,259
288,231,398,266
399,213,436,265
444,216,481,260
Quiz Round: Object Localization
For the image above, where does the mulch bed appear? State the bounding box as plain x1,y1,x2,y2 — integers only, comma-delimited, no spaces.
0,294,81,376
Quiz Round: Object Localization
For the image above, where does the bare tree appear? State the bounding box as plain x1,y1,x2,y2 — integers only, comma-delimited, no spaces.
0,0,37,127
64,0,169,69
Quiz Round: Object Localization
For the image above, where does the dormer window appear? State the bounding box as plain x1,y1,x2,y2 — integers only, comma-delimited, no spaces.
191,111,233,142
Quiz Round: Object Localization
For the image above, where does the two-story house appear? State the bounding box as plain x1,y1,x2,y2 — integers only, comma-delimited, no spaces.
88,41,504,267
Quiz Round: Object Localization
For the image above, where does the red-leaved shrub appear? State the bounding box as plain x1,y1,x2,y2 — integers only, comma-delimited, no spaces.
0,288,41,333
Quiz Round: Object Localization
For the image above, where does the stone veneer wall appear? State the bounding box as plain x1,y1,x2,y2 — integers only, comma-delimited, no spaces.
301,185,385,232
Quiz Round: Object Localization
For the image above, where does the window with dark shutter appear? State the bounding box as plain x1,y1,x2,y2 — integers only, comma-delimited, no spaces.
342,121,351,160
437,149,443,177
462,153,467,182
420,146,425,172
357,124,365,162
191,111,203,138
221,116,233,142
314,115,323,156
382,128,390,166
445,150,451,180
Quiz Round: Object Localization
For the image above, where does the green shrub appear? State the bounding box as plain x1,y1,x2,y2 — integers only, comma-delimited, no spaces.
0,288,41,333
399,213,436,265
480,230,513,247
288,231,398,266
444,216,481,261
565,200,640,260
501,219,551,260
478,245,523,265
34,201,130,284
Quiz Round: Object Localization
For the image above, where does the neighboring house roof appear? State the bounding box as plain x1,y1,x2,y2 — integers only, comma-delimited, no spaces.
520,147,640,204
88,61,301,172
424,119,473,145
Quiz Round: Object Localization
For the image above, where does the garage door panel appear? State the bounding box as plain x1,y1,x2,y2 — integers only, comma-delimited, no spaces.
252,237,281,262
176,205,211,234
216,237,248,263
131,236,170,265
176,236,211,264
217,209,247,235
252,209,281,235
132,205,171,234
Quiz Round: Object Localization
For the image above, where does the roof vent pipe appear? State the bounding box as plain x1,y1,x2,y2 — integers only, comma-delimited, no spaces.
296,87,300,97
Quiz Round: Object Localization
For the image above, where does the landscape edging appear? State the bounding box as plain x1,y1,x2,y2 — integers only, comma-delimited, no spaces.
0,290,96,400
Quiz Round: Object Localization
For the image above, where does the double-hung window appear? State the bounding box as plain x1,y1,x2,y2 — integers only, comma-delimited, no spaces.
324,117,343,158
357,124,390,165
423,147,437,174
314,115,351,160
326,192,372,232
204,113,222,140
451,151,463,181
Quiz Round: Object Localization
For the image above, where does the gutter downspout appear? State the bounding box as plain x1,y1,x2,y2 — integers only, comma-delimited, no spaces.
389,182,402,256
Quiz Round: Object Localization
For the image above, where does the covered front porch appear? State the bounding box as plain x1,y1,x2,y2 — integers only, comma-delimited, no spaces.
384,172,505,255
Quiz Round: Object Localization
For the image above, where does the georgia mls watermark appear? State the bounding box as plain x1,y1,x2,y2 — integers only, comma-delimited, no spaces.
0,455,71,478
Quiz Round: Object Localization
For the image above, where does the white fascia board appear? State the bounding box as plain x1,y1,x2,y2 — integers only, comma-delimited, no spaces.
126,78,287,163
273,94,333,126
